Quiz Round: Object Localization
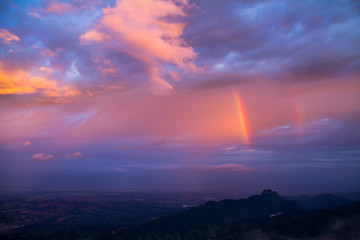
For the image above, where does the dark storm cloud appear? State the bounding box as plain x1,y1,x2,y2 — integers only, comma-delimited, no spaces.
184,0,360,86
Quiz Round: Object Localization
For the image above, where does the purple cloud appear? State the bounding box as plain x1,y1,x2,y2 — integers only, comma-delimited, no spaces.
66,152,84,158
207,163,253,172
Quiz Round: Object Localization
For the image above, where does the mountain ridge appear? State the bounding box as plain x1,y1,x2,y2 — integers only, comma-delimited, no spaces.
108,189,360,240
284,193,355,210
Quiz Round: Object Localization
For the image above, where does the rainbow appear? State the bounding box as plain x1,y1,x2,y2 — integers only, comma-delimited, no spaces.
234,92,250,145
290,89,306,138
293,99,304,137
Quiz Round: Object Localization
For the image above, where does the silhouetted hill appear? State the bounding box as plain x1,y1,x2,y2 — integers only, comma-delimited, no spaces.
261,202,360,239
110,190,299,239
338,191,360,201
284,193,355,210
109,190,360,240
144,189,298,228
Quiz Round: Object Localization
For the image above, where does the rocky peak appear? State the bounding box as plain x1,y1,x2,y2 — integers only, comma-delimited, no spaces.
261,189,279,196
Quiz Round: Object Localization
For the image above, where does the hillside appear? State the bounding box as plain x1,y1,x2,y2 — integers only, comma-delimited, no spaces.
110,190,360,240
285,193,355,210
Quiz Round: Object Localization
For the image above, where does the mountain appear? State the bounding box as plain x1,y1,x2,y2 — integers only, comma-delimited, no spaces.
109,189,299,240
260,201,360,240
337,191,360,201
284,193,355,210
109,190,360,240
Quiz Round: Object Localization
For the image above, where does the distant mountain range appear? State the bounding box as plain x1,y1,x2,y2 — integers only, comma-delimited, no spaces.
109,190,360,240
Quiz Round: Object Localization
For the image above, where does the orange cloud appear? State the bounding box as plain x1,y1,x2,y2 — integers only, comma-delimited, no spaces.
0,69,79,98
80,0,198,94
24,141,31,146
32,153,54,161
0,29,20,44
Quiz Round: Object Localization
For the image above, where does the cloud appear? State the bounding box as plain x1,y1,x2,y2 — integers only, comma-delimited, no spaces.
66,152,84,158
184,0,360,85
0,68,79,98
262,125,297,135
24,141,31,146
80,30,108,43
208,163,253,172
101,68,118,76
44,1,72,14
0,29,20,44
28,11,43,19
80,0,198,94
40,49,59,57
160,163,254,172
38,66,55,74
168,70,181,82
32,153,54,161
64,110,97,128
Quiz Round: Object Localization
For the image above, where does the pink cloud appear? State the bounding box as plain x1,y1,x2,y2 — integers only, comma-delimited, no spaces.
40,49,59,57
80,0,198,94
44,1,72,14
168,70,181,82
38,66,55,74
101,68,118,76
32,153,54,161
66,152,84,158
24,141,31,146
28,11,43,19
0,29,20,44
208,163,253,172
80,30,108,43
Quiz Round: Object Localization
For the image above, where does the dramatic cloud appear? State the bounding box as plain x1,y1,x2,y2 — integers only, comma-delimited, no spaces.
0,29,20,44
66,152,84,158
24,141,31,147
31,153,54,161
80,0,198,94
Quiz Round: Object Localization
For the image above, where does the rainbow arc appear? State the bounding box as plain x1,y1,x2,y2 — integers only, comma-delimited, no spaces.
234,92,250,145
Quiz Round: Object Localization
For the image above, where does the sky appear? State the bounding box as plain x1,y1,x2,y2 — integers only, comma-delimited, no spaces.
0,0,359,196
